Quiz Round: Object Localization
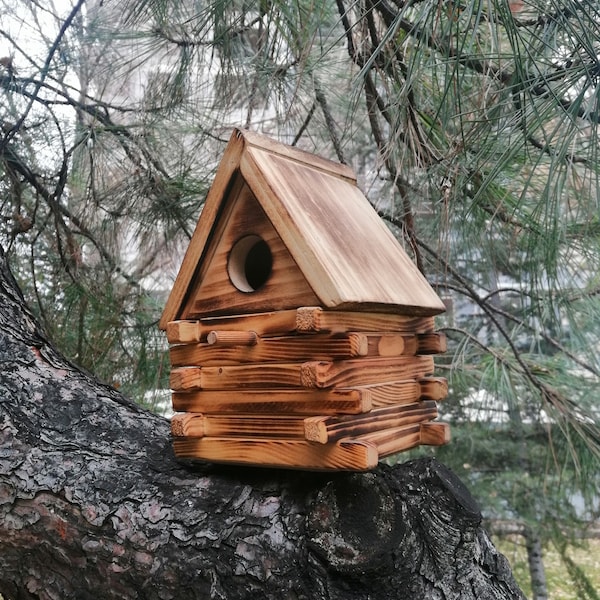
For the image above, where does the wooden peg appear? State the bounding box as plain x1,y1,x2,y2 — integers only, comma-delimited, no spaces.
206,330,259,346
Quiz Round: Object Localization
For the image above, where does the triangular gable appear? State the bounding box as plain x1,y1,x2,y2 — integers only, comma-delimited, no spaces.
179,174,320,317
159,129,445,329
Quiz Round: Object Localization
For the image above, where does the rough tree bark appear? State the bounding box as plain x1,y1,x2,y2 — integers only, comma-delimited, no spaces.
524,527,548,600
0,248,526,600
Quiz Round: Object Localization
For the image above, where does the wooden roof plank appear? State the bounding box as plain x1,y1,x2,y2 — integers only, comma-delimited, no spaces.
243,145,445,314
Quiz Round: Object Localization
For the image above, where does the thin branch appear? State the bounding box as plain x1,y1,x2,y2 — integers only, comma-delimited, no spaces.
364,73,425,272
442,281,600,378
0,142,140,287
292,101,316,146
1,0,85,148
366,0,600,125
414,235,588,416
314,78,346,164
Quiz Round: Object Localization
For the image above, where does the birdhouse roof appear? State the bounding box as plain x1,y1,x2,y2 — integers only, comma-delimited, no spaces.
159,128,445,329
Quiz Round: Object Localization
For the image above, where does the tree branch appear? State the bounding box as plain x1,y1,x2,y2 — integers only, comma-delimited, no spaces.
414,235,594,423
314,78,346,164
1,0,86,148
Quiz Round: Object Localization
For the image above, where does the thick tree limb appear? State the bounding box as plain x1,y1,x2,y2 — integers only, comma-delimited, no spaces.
0,248,525,599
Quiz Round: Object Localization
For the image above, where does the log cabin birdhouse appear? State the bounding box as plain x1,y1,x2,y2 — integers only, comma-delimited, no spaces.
160,128,450,471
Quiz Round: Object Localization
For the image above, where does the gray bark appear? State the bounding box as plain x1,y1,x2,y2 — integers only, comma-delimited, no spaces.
524,526,549,600
0,248,526,600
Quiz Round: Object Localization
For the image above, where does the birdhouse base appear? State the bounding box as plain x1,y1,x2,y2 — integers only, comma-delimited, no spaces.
167,307,450,472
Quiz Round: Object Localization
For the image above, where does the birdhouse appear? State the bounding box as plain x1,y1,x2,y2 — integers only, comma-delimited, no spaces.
160,128,449,471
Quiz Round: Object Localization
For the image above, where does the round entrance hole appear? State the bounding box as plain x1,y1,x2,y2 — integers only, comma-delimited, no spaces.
227,235,273,292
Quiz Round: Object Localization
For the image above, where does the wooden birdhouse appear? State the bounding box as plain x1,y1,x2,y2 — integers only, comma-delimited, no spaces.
160,128,450,471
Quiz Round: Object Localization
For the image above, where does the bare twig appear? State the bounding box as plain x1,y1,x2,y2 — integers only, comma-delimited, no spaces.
314,78,346,164
1,0,86,148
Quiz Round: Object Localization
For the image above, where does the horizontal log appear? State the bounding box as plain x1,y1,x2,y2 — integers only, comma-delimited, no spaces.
172,388,372,415
172,356,435,390
171,413,204,437
304,401,438,444
168,333,431,367
166,309,436,343
170,367,202,391
171,425,449,471
364,380,421,406
418,377,448,401
171,413,306,439
299,356,435,389
172,437,379,471
170,379,444,414
363,378,447,405
166,320,203,343
172,402,440,444
166,311,299,343
169,333,369,366
295,307,435,334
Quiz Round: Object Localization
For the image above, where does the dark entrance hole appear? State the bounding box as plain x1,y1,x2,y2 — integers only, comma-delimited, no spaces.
228,235,273,292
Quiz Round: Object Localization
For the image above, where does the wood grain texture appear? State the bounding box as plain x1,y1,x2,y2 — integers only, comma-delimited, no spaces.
170,367,203,391
206,330,259,346
418,377,449,401
166,312,300,343
180,356,435,390
172,402,438,444
159,133,245,329
166,320,203,343
170,380,441,414
242,146,446,314
241,128,357,182
416,332,447,355
169,333,369,367
161,127,445,327
171,437,379,471
184,182,320,317
171,413,307,439
304,401,438,443
420,422,451,446
171,388,372,415
171,413,204,437
295,308,436,334
364,380,422,406
166,311,436,344
168,332,423,367
299,356,435,389
352,424,422,457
